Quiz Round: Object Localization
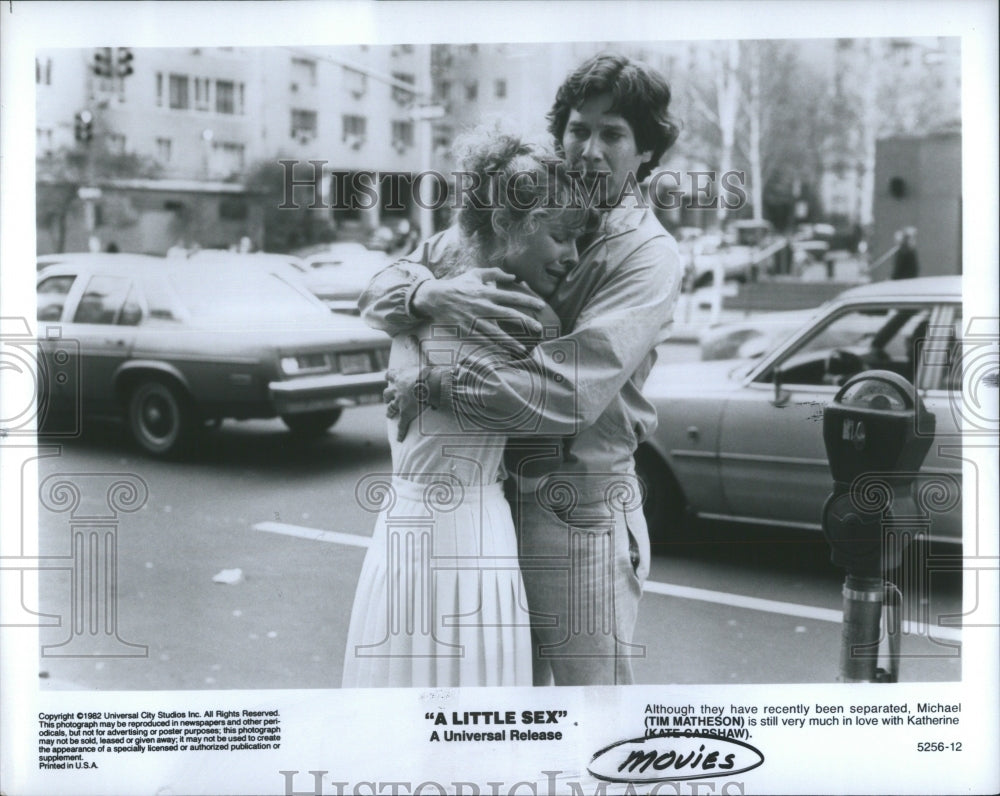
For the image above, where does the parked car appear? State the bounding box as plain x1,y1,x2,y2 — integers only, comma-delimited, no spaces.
184,249,311,286
37,251,164,272
36,255,390,456
300,243,392,314
637,276,964,547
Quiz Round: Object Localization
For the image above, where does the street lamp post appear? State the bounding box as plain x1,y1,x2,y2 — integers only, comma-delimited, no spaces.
410,103,445,240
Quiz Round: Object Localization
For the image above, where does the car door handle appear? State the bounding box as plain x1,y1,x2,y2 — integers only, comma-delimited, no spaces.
686,426,700,441
105,338,127,347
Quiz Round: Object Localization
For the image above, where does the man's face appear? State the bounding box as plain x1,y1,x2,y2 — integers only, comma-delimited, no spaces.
562,92,651,204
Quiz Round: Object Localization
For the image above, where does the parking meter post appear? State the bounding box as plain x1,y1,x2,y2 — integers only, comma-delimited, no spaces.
839,574,883,683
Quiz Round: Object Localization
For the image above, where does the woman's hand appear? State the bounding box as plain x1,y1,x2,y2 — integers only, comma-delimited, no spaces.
412,268,547,350
384,366,426,442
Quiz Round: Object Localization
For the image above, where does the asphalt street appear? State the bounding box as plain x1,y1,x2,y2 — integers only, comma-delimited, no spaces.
28,344,962,691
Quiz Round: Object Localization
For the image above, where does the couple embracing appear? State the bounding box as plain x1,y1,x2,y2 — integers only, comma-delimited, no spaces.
342,53,682,688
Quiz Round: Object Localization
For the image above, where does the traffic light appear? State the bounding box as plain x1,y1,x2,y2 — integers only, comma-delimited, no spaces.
92,47,113,78
74,110,94,144
116,48,134,78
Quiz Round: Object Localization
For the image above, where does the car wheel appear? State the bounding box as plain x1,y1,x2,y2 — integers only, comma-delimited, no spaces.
281,409,342,436
635,445,689,553
128,379,195,457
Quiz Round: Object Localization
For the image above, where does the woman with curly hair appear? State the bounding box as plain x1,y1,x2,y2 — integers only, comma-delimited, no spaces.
342,127,595,688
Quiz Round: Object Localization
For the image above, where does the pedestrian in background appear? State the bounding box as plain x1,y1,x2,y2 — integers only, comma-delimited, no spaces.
892,227,919,279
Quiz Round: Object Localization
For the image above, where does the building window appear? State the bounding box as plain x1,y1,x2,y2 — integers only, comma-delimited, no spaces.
435,80,451,101
194,77,211,111
342,114,367,147
291,57,317,89
169,74,189,110
36,58,52,85
216,80,235,114
156,72,163,107
494,78,507,99
392,44,415,56
391,71,415,104
156,137,172,163
291,109,318,140
343,67,367,98
36,127,54,154
433,125,454,154
211,141,245,175
238,83,245,114
106,133,126,155
391,120,414,150
465,81,478,101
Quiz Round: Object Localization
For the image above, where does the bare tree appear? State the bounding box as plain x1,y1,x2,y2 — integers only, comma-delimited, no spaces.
36,141,161,253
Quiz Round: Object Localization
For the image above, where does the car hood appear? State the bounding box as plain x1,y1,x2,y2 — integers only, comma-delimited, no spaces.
304,269,374,299
147,313,389,350
303,266,378,299
644,357,751,395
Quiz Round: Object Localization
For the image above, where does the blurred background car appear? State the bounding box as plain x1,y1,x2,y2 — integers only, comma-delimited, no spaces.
636,275,963,549
36,254,390,457
182,249,310,285
298,242,392,314
37,251,166,272
680,220,792,289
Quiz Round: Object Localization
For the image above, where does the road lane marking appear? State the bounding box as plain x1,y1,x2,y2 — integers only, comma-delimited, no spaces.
642,580,962,642
253,521,962,642
254,521,371,549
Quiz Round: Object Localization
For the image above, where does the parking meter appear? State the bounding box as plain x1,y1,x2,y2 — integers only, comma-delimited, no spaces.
821,371,935,682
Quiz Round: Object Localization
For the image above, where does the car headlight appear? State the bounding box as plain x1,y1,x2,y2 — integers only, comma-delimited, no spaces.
280,353,332,376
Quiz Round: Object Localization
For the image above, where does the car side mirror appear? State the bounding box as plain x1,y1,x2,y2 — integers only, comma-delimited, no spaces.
772,366,790,407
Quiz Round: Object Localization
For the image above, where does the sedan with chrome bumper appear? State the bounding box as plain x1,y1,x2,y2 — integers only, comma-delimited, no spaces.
36,254,390,456
637,276,965,547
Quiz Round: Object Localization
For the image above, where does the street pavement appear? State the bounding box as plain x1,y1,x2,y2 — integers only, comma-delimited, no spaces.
30,383,961,692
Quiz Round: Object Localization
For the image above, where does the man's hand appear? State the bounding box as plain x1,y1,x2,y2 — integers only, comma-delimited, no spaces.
411,268,547,348
384,366,425,442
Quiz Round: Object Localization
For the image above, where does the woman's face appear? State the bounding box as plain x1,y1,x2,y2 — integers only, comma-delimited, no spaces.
502,218,579,298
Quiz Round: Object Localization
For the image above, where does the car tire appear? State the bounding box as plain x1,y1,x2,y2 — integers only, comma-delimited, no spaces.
635,445,690,553
128,379,195,458
281,409,342,436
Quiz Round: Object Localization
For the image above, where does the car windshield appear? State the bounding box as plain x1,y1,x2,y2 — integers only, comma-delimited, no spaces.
798,307,926,359
167,269,328,323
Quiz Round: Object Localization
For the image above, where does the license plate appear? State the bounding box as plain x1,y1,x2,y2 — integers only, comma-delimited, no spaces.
339,352,372,375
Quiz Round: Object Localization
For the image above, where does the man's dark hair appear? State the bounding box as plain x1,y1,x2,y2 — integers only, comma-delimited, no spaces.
546,53,680,183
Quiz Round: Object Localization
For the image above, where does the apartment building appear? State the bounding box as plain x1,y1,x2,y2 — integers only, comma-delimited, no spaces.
35,45,432,252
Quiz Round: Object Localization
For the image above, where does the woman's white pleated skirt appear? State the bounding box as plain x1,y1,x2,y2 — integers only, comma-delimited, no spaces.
342,478,533,688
